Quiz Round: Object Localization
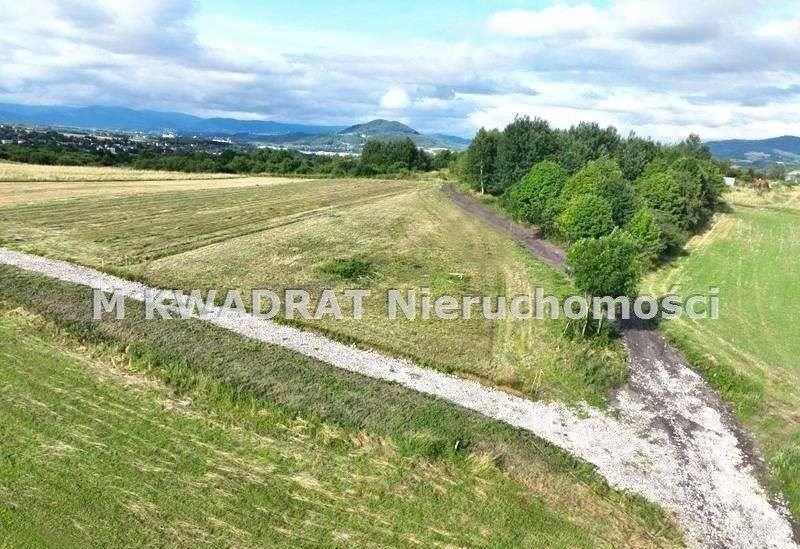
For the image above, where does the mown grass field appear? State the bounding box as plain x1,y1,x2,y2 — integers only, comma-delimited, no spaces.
0,161,240,182
0,269,681,547
0,161,309,205
0,165,626,405
643,186,800,518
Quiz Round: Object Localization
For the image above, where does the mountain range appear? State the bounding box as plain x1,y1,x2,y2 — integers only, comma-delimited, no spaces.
706,136,800,165
0,104,469,151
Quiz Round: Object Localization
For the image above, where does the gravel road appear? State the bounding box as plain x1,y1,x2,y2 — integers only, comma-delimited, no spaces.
1,242,797,548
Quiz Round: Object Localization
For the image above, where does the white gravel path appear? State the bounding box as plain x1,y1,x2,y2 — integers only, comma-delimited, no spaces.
1,247,796,549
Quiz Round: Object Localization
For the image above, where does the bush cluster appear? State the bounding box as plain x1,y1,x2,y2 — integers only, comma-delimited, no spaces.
462,117,725,301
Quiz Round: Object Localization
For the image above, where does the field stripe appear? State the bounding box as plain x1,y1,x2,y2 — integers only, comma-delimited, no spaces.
0,247,796,549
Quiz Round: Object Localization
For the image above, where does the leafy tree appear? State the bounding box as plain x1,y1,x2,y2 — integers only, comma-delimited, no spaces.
495,116,559,194
625,208,665,267
635,169,703,230
560,158,636,226
556,194,616,242
503,160,568,231
651,210,689,255
360,138,431,172
558,122,621,174
674,133,712,160
567,231,642,298
616,134,660,181
463,128,501,193
432,149,456,171
669,156,724,226
637,155,723,231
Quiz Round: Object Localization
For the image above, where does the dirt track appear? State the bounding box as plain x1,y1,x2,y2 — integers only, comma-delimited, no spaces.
444,185,799,547
443,185,567,271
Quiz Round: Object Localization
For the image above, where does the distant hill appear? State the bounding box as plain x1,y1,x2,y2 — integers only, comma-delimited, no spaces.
706,136,800,165
430,133,472,149
0,104,469,152
0,103,343,136
340,119,420,137
262,119,468,152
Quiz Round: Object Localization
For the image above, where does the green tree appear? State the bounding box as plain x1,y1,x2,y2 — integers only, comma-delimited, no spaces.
567,231,642,298
556,194,616,242
675,133,712,160
558,122,621,174
625,208,665,267
637,155,723,231
432,149,455,171
669,156,724,226
635,169,702,230
616,134,659,181
560,158,636,226
360,138,431,172
463,128,500,193
495,116,559,194
503,160,568,231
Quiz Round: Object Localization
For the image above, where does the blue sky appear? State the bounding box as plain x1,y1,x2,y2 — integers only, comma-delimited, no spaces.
2,0,800,140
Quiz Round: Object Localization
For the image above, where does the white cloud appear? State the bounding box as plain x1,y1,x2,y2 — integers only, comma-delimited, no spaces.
0,0,798,139
488,5,603,38
488,1,754,44
379,87,411,110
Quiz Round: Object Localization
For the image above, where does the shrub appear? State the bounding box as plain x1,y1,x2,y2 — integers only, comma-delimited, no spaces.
560,158,636,225
319,258,375,281
353,163,379,177
625,208,665,267
503,160,568,231
635,168,704,231
566,231,642,298
556,194,616,242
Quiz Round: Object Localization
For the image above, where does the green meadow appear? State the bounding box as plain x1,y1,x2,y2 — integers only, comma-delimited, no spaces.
644,186,800,518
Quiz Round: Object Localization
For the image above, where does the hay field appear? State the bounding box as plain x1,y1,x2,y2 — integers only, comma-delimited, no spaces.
643,187,800,517
0,171,626,405
0,161,309,205
0,161,239,182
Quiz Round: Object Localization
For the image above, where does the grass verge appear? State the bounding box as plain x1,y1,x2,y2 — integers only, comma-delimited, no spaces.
0,265,681,547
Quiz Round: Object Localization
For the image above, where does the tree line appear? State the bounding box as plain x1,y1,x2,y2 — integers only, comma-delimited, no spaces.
0,136,455,177
458,116,726,319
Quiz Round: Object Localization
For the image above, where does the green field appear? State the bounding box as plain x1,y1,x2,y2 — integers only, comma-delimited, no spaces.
644,186,800,518
0,164,683,546
0,166,626,406
0,269,680,547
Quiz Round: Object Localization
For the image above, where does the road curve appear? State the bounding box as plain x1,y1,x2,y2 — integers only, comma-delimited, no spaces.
442,185,799,548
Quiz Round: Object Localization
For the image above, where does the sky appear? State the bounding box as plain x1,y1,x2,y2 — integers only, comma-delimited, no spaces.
1,0,799,140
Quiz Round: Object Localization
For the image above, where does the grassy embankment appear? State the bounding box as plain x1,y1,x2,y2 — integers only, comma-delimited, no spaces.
0,268,681,547
643,186,800,519
0,162,626,406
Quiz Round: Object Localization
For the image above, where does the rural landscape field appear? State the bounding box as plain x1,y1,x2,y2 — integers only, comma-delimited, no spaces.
644,187,800,517
0,163,679,547
3,1,800,548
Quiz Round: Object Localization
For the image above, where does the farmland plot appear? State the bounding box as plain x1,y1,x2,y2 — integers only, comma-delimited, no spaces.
0,172,626,405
